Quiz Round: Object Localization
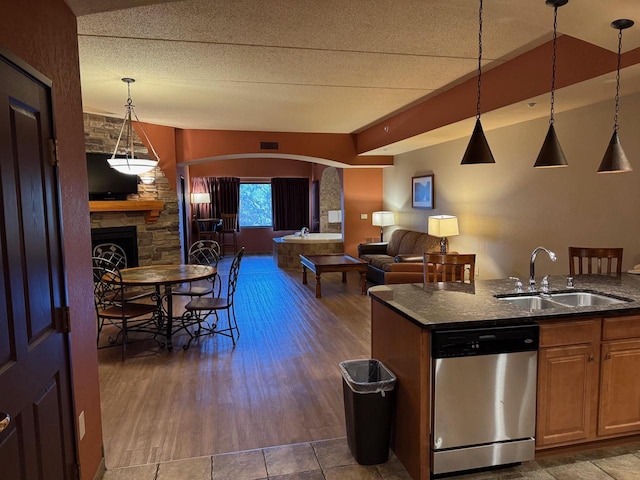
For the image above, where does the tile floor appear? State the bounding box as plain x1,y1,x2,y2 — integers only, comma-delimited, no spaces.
102,437,640,480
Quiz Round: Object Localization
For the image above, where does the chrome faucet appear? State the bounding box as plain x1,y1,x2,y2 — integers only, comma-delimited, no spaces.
300,227,310,237
529,247,557,291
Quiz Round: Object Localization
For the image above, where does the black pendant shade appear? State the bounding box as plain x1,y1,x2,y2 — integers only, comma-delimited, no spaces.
534,123,568,168
597,19,634,174
597,131,632,174
461,118,495,165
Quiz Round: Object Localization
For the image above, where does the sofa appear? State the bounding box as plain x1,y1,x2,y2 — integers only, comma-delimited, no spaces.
358,229,441,284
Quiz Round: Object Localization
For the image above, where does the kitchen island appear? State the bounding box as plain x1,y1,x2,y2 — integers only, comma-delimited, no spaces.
369,274,640,480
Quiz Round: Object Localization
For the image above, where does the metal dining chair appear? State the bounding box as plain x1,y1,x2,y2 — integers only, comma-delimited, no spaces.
92,242,153,301
92,256,160,360
172,240,222,299
179,247,244,349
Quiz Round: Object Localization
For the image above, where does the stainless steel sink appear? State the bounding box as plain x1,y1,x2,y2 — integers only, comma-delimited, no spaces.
496,290,631,311
547,292,628,307
497,295,560,311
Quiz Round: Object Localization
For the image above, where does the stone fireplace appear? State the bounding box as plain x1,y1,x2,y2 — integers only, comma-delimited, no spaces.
85,112,182,266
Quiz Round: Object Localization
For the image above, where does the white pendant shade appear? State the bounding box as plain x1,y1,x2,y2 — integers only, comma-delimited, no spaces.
109,78,160,176
108,157,157,175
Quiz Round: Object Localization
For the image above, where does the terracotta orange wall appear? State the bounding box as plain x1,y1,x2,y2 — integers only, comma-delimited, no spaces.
176,128,393,166
135,122,178,190
189,156,315,178
343,169,384,256
1,1,103,479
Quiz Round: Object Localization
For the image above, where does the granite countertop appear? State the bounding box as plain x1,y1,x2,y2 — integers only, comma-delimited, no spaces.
369,274,640,329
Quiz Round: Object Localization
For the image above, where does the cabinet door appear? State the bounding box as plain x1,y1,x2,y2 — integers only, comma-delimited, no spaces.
598,339,640,437
536,344,598,447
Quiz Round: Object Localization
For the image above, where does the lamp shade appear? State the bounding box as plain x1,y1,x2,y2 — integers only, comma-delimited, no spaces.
598,131,632,173
372,211,395,227
533,124,568,168
428,215,459,237
190,192,211,204
108,157,158,175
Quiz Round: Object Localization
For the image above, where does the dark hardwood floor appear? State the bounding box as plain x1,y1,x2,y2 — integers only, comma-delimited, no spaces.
97,253,372,469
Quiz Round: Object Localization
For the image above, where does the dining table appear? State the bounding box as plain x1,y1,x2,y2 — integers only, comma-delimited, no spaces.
118,264,217,350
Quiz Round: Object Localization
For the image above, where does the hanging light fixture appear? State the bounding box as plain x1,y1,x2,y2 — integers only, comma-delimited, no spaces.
534,0,569,168
108,78,160,175
461,0,495,165
597,19,634,174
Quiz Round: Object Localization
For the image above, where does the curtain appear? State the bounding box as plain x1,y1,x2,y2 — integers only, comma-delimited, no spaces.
271,177,309,231
191,176,215,219
191,176,240,230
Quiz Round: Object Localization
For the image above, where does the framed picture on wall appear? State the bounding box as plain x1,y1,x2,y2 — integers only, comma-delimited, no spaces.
412,174,434,209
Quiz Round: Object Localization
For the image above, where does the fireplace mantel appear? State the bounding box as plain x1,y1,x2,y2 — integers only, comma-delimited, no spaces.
89,200,165,223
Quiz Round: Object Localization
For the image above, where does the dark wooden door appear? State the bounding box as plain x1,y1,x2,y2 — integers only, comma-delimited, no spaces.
0,56,76,478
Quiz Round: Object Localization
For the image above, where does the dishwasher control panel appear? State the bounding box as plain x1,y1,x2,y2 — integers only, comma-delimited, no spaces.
432,324,539,358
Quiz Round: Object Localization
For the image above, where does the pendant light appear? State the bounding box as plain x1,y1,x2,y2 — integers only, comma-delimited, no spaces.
534,0,569,168
597,19,634,174
108,78,160,175
461,0,495,165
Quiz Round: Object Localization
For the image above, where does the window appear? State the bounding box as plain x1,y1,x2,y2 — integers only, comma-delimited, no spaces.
239,183,272,227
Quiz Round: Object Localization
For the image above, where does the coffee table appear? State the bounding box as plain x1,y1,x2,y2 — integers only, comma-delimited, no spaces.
299,254,368,298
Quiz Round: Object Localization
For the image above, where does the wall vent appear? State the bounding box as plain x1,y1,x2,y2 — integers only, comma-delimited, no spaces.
260,141,279,150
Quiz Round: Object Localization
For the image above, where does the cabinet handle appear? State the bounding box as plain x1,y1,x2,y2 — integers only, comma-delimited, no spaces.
588,355,594,362
605,353,612,360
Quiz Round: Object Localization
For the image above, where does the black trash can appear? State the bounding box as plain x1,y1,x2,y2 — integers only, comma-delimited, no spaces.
339,359,396,465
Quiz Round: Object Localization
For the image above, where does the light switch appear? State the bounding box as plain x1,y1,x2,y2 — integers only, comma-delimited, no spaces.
361,214,368,220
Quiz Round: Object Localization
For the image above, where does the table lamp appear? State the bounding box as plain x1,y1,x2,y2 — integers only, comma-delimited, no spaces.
372,211,395,242
191,192,211,219
428,215,459,253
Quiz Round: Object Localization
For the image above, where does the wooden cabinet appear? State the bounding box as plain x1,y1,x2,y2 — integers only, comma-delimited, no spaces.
537,316,640,449
598,317,640,437
536,320,600,447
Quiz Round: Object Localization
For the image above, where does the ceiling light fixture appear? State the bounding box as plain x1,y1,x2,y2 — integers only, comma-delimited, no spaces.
534,0,569,168
108,78,160,175
597,19,634,174
461,0,495,165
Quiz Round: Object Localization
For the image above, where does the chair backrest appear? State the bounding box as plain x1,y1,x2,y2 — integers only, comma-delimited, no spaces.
220,213,238,232
226,247,244,301
568,247,623,275
188,240,221,264
92,256,124,308
93,243,128,269
423,253,476,284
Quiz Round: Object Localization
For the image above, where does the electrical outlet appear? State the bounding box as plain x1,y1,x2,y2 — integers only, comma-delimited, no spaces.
475,267,480,277
360,213,368,220
79,411,86,440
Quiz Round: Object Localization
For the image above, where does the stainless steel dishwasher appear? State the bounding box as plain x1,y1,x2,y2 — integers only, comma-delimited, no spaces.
431,324,539,476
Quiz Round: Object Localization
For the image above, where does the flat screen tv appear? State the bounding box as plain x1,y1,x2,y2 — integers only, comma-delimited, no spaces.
86,152,138,200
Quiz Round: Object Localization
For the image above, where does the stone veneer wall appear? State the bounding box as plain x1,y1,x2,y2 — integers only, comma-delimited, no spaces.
319,167,342,233
84,113,181,265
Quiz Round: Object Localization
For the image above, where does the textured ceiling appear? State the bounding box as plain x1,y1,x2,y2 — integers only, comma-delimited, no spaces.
68,0,640,155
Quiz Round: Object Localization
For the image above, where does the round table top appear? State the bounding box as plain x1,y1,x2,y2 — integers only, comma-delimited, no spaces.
119,264,217,286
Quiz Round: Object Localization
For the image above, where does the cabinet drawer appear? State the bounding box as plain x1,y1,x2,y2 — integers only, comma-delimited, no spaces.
538,319,600,348
602,316,640,341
